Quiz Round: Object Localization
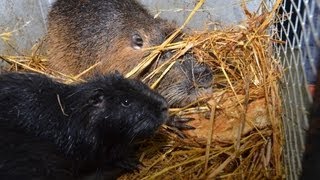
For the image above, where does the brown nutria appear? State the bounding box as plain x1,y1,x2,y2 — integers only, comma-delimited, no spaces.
47,0,213,109
0,72,168,180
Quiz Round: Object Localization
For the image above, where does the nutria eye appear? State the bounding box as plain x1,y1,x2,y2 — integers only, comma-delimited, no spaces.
121,99,131,107
131,33,143,49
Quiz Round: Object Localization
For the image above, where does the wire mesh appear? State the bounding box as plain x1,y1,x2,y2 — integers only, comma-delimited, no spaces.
272,0,320,179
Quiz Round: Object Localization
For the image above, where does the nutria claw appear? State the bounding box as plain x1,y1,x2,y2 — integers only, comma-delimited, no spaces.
165,116,195,138
166,116,195,130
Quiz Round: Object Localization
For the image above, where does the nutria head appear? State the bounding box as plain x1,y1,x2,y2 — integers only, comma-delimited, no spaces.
47,0,213,108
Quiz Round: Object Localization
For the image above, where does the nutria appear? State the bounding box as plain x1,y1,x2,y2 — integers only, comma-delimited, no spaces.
47,0,213,108
301,66,320,179
0,72,168,179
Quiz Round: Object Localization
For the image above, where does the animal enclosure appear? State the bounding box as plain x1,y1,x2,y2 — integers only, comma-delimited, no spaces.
0,0,318,179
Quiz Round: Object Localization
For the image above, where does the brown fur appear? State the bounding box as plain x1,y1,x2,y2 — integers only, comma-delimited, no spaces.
96,38,150,76
47,0,213,107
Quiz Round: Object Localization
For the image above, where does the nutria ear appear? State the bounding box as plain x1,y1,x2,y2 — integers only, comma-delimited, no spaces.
88,88,105,107
131,33,143,49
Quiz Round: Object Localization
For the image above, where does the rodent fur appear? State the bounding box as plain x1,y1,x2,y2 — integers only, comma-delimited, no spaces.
0,72,168,179
47,0,213,108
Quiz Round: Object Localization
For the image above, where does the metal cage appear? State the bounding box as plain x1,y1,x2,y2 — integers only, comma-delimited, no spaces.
1,0,319,179
272,0,320,179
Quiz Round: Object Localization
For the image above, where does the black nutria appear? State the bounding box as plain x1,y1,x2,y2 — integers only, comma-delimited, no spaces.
301,67,320,179
47,0,213,109
0,72,168,179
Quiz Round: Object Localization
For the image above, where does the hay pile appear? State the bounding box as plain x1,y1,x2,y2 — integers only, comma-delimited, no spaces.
0,0,284,179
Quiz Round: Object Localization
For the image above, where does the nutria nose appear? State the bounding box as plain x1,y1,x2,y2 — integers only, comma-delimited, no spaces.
159,100,169,112
193,63,213,88
181,54,213,88
161,105,168,112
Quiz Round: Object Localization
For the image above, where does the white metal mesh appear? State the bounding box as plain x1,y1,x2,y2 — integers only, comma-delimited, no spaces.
272,0,320,179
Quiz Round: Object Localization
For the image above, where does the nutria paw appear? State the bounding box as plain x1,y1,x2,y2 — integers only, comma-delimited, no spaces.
166,116,195,130
165,116,195,138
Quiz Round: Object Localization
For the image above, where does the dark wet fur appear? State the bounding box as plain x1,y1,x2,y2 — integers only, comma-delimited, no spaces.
0,72,168,180
301,70,320,179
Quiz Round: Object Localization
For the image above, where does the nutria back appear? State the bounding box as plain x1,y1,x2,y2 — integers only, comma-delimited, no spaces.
0,72,168,179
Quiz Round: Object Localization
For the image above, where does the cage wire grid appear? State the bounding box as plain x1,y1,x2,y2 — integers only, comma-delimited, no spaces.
270,0,320,179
